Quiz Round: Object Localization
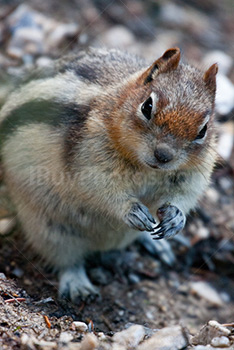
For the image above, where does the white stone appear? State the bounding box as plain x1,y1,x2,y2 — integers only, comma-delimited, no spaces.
138,325,188,350
197,226,210,240
190,281,223,306
192,321,231,347
79,333,99,350
113,324,145,348
205,188,219,203
203,51,233,76
48,23,79,48
36,56,53,68
72,321,88,332
208,321,230,336
59,331,73,343
100,25,135,49
217,127,234,161
7,27,44,57
216,74,234,115
211,336,230,347
0,273,7,280
0,218,16,235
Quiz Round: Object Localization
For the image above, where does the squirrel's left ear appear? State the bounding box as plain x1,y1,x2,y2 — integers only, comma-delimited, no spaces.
203,63,218,92
138,47,181,85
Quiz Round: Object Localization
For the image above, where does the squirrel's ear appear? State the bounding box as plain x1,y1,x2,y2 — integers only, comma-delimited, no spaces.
203,63,218,92
138,47,181,85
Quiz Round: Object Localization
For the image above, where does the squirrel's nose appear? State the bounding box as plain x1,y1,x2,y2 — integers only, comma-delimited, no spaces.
154,146,174,163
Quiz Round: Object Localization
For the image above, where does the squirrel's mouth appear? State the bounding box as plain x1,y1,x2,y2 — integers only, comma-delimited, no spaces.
145,161,160,169
145,160,177,171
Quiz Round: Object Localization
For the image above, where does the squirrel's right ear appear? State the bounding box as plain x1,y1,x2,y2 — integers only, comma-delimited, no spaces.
138,47,181,85
203,63,218,93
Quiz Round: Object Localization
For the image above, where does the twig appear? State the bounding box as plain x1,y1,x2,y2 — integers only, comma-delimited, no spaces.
44,315,51,329
5,297,26,303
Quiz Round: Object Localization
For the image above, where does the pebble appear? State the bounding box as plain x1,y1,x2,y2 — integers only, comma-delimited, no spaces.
138,325,188,350
36,56,53,68
7,27,44,57
128,273,140,284
59,331,73,343
6,4,79,59
190,281,224,306
0,217,16,236
192,320,230,346
202,51,233,76
211,336,230,347
205,188,219,203
208,321,230,336
217,124,234,161
79,333,99,350
47,23,79,48
0,272,7,280
216,74,234,116
113,324,145,348
197,226,210,240
12,267,24,278
100,25,135,49
71,321,88,332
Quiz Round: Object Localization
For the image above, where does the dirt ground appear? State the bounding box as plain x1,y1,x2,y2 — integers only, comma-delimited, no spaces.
0,0,234,349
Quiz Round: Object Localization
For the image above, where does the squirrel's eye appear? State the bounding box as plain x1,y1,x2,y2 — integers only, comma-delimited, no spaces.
195,123,207,142
141,97,153,120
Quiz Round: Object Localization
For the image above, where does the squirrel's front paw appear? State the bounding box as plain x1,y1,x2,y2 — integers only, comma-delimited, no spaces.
125,203,156,232
151,204,185,240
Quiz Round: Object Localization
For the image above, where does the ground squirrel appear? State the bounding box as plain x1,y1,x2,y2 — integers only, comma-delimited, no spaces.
0,47,218,302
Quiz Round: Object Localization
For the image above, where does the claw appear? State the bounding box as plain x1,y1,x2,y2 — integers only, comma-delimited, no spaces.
153,233,165,240
151,226,165,236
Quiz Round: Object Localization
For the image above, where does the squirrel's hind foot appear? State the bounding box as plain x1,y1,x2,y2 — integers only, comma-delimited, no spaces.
59,265,99,304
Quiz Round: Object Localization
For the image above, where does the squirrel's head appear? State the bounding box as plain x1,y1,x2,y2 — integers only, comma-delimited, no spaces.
107,47,218,171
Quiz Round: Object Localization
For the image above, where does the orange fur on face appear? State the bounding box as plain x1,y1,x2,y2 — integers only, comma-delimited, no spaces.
154,107,205,140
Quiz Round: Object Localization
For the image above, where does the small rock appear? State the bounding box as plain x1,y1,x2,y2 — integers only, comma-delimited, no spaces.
208,321,230,336
36,56,53,68
190,281,223,306
7,27,44,58
35,297,55,304
12,267,24,278
216,74,234,116
211,336,230,347
113,324,145,348
100,25,135,49
0,217,16,236
128,273,140,284
47,23,79,48
97,332,106,341
205,188,219,203
71,321,88,332
192,320,230,346
80,333,99,350
202,51,233,76
0,272,7,280
217,124,234,161
138,325,188,350
59,331,73,343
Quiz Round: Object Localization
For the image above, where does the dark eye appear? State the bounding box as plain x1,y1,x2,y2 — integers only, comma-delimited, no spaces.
141,97,153,120
195,123,207,141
